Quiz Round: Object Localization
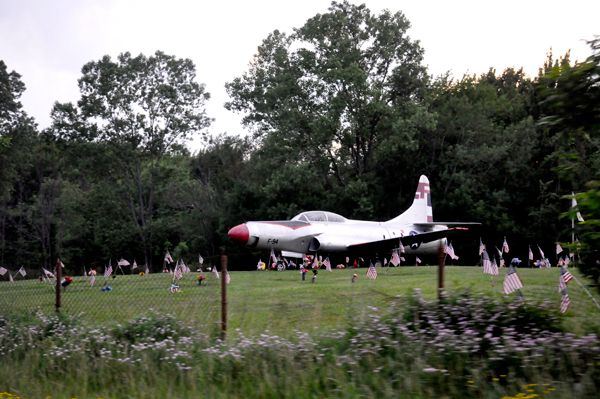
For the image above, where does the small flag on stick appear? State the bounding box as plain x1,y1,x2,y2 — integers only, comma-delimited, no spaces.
18,266,26,277
165,250,173,264
174,262,183,280
538,245,545,259
366,263,377,280
399,240,405,253
390,250,401,266
556,243,563,255
225,271,231,284
416,257,422,264
213,265,219,279
0,267,6,276
104,261,113,278
199,255,204,264
479,239,485,256
324,256,332,272
482,250,497,275
90,272,96,286
559,266,572,313
503,264,524,295
529,246,533,261
503,238,509,253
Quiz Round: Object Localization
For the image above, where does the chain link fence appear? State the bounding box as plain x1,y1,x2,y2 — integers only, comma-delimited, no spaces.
0,261,222,327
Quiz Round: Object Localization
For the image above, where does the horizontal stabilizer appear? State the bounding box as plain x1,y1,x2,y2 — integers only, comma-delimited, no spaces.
347,227,471,253
413,222,481,227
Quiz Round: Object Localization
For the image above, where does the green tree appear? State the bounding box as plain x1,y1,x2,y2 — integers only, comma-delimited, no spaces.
225,1,432,218
542,37,600,287
49,51,212,268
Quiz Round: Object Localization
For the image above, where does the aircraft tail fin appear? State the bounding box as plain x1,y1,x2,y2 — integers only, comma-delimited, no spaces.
387,175,432,224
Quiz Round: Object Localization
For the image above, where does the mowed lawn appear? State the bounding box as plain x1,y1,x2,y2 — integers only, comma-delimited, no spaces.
1,266,599,335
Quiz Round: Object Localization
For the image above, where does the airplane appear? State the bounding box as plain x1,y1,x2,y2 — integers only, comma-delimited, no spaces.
227,175,479,258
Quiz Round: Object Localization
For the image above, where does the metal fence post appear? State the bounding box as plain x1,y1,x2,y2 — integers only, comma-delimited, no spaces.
221,249,227,340
438,244,445,298
55,258,62,312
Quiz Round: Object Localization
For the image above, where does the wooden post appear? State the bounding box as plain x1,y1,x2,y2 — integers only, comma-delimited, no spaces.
55,258,62,312
437,244,445,298
220,249,227,340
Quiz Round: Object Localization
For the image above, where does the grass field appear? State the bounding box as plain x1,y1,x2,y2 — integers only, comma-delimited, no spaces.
2,266,599,335
2,266,600,398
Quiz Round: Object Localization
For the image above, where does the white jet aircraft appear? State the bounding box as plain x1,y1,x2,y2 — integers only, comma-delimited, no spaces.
228,175,479,258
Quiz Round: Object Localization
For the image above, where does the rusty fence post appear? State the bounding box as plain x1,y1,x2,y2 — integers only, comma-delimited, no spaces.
438,244,445,299
55,257,62,312
221,249,227,340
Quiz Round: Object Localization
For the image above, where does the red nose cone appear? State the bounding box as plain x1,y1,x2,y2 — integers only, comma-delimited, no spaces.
228,224,249,245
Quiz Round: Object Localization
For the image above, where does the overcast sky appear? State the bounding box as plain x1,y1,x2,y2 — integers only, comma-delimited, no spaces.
1,0,598,151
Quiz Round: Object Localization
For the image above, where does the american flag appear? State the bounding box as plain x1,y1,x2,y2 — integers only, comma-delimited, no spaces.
558,266,573,291
503,238,509,253
538,245,545,259
83,268,87,280
118,258,130,266
90,272,96,286
416,257,422,264
257,259,262,269
225,271,231,284
271,249,277,264
132,260,138,270
145,265,150,275
323,256,332,272
444,243,459,260
560,288,570,313
104,262,113,278
383,258,387,265
491,258,499,275
529,247,533,261
556,243,563,255
390,249,401,266
213,265,219,279
319,255,322,262
180,260,188,273
503,264,524,294
9,272,13,282
482,250,497,275
401,257,405,261
366,263,377,280
346,257,349,264
18,266,26,276
399,240,405,253
479,239,485,256
565,256,571,266
0,266,6,276
500,259,505,268
359,257,364,262
199,254,204,264
165,250,173,264
496,247,502,257
174,263,183,280
43,267,55,279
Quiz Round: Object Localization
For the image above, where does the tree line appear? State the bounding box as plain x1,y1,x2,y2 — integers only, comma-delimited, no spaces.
0,2,598,278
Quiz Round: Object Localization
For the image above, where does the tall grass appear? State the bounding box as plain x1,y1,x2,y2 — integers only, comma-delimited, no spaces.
1,290,599,398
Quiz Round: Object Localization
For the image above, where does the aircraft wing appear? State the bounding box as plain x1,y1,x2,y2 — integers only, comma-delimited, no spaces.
413,222,481,227
346,227,471,253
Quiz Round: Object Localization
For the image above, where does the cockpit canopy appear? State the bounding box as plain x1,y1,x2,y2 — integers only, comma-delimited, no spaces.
291,211,346,223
